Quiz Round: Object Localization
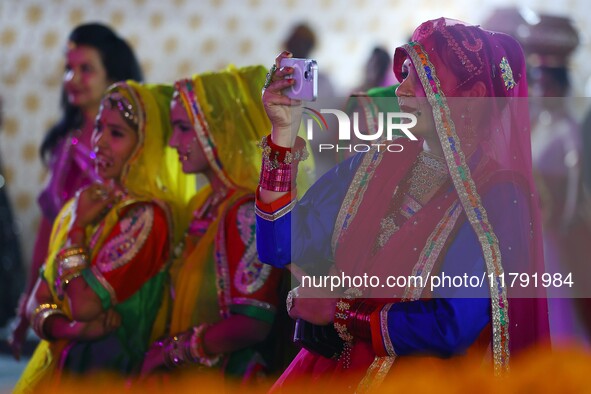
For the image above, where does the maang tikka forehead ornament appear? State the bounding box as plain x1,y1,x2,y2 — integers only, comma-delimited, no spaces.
104,92,138,128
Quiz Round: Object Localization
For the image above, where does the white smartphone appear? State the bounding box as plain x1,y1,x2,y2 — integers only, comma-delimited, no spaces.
280,57,318,101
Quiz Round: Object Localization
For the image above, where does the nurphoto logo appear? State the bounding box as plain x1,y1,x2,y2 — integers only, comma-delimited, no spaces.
303,107,418,153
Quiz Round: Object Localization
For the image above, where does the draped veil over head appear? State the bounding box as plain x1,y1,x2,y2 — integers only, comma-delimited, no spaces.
393,17,548,369
173,65,272,193
106,81,196,246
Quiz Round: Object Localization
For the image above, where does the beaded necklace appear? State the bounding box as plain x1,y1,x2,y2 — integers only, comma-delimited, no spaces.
372,150,449,254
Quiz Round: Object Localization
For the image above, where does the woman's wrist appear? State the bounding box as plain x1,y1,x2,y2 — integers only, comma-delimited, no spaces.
31,303,68,340
189,324,221,367
67,223,86,244
159,325,221,369
271,126,296,148
55,245,90,299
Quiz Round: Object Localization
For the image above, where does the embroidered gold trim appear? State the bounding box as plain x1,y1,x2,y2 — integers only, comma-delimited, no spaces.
254,198,297,221
331,148,384,256
231,297,276,313
380,303,397,357
356,356,396,393
234,204,272,294
179,80,235,189
405,202,462,301
119,85,145,184
405,42,509,374
96,204,154,273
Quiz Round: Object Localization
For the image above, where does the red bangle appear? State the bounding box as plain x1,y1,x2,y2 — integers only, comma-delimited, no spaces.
347,300,376,340
264,135,308,164
258,135,308,192
67,225,86,240
259,162,295,192
259,135,309,169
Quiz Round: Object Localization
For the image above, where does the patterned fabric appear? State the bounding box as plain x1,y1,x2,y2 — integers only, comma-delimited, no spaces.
96,204,154,273
87,202,168,307
223,198,279,319
233,203,272,295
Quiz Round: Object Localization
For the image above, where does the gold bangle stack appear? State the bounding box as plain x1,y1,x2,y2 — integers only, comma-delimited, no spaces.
56,245,89,299
159,325,221,369
31,303,65,340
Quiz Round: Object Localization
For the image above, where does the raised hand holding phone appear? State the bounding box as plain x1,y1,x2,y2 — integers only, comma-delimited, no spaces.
279,57,318,101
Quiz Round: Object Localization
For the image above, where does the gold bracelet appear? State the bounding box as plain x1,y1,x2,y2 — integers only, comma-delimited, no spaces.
31,303,65,340
57,245,88,260
57,250,89,299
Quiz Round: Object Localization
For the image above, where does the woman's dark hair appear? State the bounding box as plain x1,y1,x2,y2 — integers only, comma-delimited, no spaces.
284,23,317,58
528,66,571,94
364,46,391,87
40,22,144,164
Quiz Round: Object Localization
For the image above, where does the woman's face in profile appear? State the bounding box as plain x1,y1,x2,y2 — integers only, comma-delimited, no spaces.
92,100,139,183
168,95,208,174
395,58,435,139
63,45,110,112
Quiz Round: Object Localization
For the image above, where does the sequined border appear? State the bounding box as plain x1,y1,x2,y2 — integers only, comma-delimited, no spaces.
214,205,233,318
331,148,384,256
231,297,276,313
117,84,146,185
379,303,397,357
356,356,396,394
404,41,510,373
175,79,235,189
95,205,154,273
234,204,272,294
404,202,462,301
499,57,516,90
255,198,297,221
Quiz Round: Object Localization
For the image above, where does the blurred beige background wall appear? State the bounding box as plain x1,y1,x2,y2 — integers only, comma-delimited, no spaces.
1,0,590,267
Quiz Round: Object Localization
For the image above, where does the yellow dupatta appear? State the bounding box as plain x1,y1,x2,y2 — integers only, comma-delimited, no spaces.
169,65,278,335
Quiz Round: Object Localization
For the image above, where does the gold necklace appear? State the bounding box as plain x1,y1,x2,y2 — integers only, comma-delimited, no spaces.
407,150,448,203
372,151,448,253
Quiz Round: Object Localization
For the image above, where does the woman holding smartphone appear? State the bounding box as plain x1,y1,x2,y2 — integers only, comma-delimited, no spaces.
257,18,549,391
